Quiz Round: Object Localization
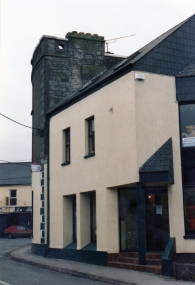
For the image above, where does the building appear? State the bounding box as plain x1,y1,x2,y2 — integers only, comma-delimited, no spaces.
0,162,32,237
31,31,125,165
31,15,195,277
30,31,125,253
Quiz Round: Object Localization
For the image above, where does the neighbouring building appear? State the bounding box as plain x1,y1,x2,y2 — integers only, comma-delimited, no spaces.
31,15,195,279
0,162,32,237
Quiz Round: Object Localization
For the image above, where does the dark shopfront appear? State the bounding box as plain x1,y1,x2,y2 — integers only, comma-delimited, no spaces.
179,103,195,237
119,187,170,252
0,207,32,238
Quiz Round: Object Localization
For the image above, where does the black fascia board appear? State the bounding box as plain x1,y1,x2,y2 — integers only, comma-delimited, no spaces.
46,63,134,118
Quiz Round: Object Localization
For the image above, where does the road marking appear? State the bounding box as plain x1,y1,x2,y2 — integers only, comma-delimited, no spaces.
0,281,11,285
3,248,17,253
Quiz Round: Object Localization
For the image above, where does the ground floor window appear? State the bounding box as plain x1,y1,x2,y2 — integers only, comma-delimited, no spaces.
119,188,138,251
179,103,195,236
183,187,195,234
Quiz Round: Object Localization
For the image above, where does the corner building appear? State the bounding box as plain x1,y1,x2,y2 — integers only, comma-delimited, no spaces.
31,15,195,277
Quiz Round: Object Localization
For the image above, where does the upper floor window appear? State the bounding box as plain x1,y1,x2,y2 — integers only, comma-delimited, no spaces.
88,117,95,155
10,189,17,206
62,128,70,166
180,104,195,148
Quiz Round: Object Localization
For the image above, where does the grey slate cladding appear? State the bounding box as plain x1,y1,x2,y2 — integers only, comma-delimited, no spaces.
0,163,31,186
176,59,195,101
176,76,195,102
177,59,195,77
47,14,195,119
139,138,174,183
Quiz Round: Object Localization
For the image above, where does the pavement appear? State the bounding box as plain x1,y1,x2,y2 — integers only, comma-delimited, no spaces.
10,246,193,285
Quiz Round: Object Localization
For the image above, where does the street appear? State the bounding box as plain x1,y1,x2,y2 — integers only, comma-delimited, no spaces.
0,239,113,285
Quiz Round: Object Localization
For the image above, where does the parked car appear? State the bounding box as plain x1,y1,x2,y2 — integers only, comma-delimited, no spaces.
4,225,32,239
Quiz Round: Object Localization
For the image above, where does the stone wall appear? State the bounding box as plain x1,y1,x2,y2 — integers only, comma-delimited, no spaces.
31,32,125,164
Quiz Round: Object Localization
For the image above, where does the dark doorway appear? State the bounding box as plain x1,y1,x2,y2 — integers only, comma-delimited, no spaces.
72,195,77,242
90,192,96,242
145,188,170,251
119,187,169,252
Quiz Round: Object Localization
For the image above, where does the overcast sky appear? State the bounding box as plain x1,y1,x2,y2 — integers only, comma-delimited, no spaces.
1,0,195,163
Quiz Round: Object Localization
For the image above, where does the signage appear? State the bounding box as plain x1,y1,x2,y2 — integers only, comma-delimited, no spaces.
156,205,162,215
15,207,32,213
31,164,41,172
182,137,195,147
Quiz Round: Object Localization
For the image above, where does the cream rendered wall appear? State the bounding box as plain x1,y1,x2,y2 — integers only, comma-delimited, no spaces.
49,72,137,251
134,71,190,253
0,185,31,207
63,196,73,247
78,193,91,249
49,70,192,254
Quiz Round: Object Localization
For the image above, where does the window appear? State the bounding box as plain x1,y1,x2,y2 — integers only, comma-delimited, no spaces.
180,104,195,236
180,104,195,148
10,190,17,206
62,128,70,165
87,117,95,155
84,116,95,159
183,187,195,235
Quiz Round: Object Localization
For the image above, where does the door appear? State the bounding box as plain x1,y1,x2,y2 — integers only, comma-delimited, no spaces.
119,187,170,252
145,188,169,251
119,189,138,251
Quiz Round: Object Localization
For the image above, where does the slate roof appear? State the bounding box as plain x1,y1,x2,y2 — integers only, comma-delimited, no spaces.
47,14,195,118
139,138,174,184
0,163,31,186
113,15,192,71
177,58,195,77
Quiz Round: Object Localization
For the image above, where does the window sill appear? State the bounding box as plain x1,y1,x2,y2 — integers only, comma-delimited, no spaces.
61,161,70,166
183,235,195,239
84,153,95,159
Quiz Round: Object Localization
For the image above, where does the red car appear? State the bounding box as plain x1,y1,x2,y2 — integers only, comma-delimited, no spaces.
4,225,32,239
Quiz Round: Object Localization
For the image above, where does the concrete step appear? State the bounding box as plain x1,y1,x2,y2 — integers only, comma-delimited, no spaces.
107,261,162,275
107,252,163,275
117,257,162,266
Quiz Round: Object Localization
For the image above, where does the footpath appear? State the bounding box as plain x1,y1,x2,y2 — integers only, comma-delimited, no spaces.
11,246,193,285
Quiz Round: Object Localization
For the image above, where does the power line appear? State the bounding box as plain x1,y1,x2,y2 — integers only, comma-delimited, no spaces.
0,112,33,129
0,113,43,135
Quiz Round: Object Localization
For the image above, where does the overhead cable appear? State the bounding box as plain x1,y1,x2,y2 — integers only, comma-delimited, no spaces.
0,112,43,135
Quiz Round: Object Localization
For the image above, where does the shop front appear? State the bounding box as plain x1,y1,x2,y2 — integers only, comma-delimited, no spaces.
119,187,169,253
